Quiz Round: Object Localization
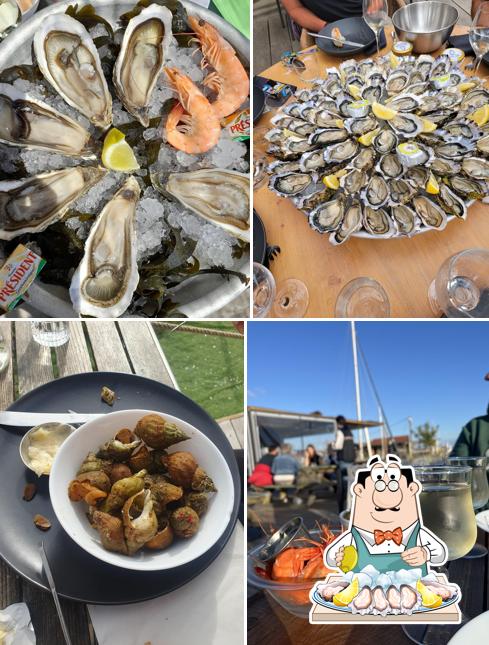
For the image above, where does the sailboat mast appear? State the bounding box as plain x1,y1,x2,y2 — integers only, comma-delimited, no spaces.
351,322,364,460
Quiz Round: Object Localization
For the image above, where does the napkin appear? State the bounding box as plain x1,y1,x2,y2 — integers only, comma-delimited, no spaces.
0,603,35,645
447,34,474,56
88,524,244,645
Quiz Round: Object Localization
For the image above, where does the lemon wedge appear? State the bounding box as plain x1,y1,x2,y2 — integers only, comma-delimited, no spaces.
102,128,140,172
426,172,440,194
323,174,340,189
469,104,489,126
416,580,443,609
372,102,398,120
333,576,359,606
339,545,358,573
389,52,400,68
348,84,362,100
358,127,380,146
459,81,477,93
421,118,437,133
335,119,345,129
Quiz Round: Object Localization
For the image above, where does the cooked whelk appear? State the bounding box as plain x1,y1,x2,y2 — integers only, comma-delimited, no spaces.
166,169,249,242
0,167,106,241
70,177,140,318
113,5,172,127
0,82,96,157
33,14,112,128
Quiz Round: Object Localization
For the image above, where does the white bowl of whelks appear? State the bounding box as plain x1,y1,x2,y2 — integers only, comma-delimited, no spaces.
0,1,250,318
49,409,234,571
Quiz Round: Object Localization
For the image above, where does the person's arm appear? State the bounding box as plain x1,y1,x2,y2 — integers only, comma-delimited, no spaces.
472,0,489,24
450,424,472,457
282,0,327,32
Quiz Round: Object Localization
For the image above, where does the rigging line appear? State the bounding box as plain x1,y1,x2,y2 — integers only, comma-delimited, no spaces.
356,339,398,455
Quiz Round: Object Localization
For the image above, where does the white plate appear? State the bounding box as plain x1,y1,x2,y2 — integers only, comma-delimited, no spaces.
476,509,489,533
49,409,234,571
448,610,489,644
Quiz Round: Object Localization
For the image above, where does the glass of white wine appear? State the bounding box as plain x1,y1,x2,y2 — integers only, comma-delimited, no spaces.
447,456,489,558
469,2,489,72
363,0,389,57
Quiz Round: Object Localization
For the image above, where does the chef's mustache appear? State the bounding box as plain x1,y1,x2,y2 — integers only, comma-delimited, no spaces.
374,506,400,512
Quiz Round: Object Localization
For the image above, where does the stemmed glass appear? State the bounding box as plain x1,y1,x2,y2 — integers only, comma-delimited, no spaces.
429,248,489,317
335,277,390,318
253,263,310,318
363,0,389,57
469,2,489,72
402,466,477,643
253,263,276,318
447,456,489,558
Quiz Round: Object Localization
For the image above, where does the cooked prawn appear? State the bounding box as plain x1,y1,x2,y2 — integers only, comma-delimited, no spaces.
163,67,221,154
188,15,249,119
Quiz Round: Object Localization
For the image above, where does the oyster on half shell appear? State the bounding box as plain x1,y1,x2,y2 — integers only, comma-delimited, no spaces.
165,169,249,242
113,5,173,127
0,83,96,157
34,14,112,128
70,177,140,318
0,167,106,241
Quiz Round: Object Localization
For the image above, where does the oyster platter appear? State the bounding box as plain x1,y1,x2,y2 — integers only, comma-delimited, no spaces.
265,53,489,245
0,0,250,317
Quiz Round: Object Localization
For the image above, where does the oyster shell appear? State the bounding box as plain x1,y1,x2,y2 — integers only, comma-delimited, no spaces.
437,184,467,219
363,174,389,209
0,82,96,157
363,206,395,237
166,169,249,241
300,149,325,172
443,121,477,139
267,160,301,174
344,115,377,136
70,176,140,318
309,195,345,233
462,156,489,180
351,146,376,171
323,138,358,163
376,153,403,179
449,175,486,199
264,128,283,144
391,204,418,235
283,135,315,154
330,198,362,244
373,129,397,154
385,70,409,95
294,187,332,211
33,14,112,129
388,93,420,112
0,167,105,241
308,128,348,145
405,166,429,189
461,88,489,111
113,5,172,127
435,141,473,159
390,178,416,204
282,102,303,118
429,158,461,176
412,195,447,230
340,168,367,194
388,113,423,138
314,110,342,128
362,85,382,103
476,133,489,155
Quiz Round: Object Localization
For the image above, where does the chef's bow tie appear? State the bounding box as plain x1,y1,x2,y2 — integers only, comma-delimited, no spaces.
374,527,403,546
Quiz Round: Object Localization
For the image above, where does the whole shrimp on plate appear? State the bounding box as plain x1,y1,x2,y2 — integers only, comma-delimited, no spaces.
188,15,249,119
163,67,221,154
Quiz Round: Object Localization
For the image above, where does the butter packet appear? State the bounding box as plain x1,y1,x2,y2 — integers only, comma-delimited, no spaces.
0,244,45,311
222,107,250,141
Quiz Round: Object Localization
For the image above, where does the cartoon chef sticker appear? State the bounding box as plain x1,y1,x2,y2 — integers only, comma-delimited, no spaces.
325,454,447,575
309,455,461,624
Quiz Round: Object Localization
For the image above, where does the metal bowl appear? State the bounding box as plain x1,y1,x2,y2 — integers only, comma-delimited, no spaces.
392,1,458,54
0,0,250,318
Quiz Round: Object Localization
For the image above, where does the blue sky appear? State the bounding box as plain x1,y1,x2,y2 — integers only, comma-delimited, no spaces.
247,321,489,447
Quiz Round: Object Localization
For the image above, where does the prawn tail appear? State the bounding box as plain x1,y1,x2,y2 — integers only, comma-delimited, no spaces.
166,102,185,132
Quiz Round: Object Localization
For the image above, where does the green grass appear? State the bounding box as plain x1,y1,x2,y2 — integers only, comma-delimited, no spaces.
156,323,243,420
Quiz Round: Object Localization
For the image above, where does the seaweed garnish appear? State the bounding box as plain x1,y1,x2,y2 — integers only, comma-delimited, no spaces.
65,4,114,38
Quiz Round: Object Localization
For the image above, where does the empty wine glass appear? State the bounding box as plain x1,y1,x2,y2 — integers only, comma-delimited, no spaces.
253,263,310,318
335,277,390,317
429,248,489,317
363,0,389,56
447,456,489,558
253,263,276,318
469,2,489,72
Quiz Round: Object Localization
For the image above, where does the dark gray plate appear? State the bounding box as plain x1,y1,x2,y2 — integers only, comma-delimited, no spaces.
0,372,240,604
317,16,376,55
253,80,266,123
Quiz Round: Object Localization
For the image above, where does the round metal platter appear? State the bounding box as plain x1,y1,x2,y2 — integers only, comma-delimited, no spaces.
0,0,250,317
0,372,240,604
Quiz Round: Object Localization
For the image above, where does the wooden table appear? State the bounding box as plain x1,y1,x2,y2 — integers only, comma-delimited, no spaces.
248,528,489,644
0,320,244,645
254,27,489,317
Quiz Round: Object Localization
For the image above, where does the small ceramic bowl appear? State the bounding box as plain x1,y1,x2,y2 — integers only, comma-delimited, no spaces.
19,422,75,476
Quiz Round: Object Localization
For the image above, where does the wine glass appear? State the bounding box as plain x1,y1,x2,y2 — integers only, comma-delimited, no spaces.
253,263,276,318
402,466,476,643
363,0,389,57
447,456,489,558
429,248,489,317
335,277,390,317
469,2,489,72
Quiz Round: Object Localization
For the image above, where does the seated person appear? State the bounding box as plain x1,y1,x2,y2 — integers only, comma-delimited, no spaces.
450,402,489,457
272,443,300,486
248,445,279,487
304,443,321,466
282,0,363,48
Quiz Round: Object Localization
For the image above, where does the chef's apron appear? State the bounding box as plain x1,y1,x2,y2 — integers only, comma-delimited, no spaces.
350,523,428,576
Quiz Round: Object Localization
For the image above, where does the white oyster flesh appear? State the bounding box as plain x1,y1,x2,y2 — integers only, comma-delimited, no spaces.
113,5,173,126
0,166,106,240
33,14,112,128
70,176,140,318
165,169,250,242
0,82,96,157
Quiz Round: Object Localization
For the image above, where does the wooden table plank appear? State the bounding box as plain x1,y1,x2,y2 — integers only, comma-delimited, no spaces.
117,322,176,388
254,27,489,318
230,416,244,448
55,322,93,377
84,321,132,373
15,322,53,396
218,418,241,449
